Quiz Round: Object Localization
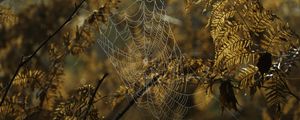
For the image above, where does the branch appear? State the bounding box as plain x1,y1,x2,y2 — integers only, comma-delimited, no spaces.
288,91,300,101
83,73,109,120
105,76,159,120
0,0,86,106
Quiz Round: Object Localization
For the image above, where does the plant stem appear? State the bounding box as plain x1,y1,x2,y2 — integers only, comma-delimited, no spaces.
83,73,109,120
0,0,87,106
105,76,159,120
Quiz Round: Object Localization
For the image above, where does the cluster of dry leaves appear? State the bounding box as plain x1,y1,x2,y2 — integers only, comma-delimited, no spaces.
1,0,300,119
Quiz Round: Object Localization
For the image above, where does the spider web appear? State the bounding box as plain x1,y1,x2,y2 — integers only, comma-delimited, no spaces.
97,0,180,84
96,0,238,119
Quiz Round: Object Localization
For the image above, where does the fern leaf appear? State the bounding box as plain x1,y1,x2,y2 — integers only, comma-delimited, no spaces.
234,64,258,89
264,71,292,119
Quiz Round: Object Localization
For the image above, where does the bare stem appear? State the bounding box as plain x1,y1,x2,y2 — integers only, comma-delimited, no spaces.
105,76,159,120
0,0,87,106
83,73,109,120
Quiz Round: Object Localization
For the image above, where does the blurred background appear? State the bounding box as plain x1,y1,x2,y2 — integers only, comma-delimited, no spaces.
1,0,300,119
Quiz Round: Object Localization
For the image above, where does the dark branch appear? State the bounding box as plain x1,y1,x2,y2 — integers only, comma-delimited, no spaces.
0,0,87,106
83,73,109,120
288,91,300,101
105,76,159,120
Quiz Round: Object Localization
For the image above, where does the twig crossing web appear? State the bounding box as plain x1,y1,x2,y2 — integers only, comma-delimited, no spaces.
96,0,238,119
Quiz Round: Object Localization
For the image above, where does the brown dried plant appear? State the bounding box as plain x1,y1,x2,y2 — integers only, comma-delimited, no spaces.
1,0,300,120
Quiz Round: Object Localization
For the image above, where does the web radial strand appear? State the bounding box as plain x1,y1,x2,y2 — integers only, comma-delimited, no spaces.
96,0,192,119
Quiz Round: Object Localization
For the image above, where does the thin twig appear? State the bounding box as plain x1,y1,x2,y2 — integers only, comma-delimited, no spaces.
0,0,86,106
288,91,300,101
105,76,159,120
83,73,109,120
